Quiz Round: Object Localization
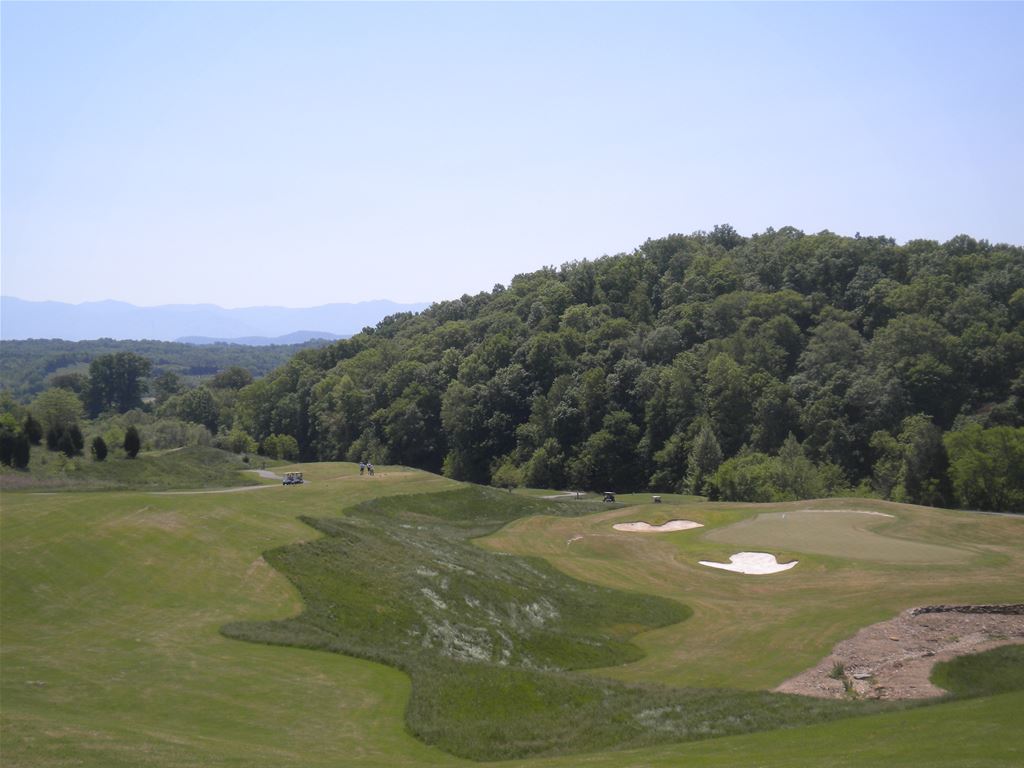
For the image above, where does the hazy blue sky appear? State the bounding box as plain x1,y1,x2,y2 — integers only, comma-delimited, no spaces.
3,2,1022,308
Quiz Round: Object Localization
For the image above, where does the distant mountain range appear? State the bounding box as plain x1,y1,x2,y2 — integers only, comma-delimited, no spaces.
0,297,430,344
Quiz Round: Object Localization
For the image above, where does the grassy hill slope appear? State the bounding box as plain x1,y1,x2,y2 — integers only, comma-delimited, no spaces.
2,464,1022,766
0,445,265,492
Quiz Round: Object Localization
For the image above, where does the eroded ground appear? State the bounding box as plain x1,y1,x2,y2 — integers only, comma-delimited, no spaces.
775,605,1024,699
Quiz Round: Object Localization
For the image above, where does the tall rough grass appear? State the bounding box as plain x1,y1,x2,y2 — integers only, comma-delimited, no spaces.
223,486,892,760
931,645,1024,698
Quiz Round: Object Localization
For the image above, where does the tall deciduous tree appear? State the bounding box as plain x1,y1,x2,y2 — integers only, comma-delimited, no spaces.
944,425,1024,512
30,389,85,433
684,421,723,495
152,371,184,404
88,352,152,416
211,366,254,390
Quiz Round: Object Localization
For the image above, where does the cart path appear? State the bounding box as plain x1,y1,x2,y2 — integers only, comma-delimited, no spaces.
149,469,292,495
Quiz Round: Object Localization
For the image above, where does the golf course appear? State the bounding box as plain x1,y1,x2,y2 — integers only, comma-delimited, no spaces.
2,460,1022,766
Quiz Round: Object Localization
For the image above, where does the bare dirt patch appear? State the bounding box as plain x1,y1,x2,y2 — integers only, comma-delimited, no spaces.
775,604,1024,700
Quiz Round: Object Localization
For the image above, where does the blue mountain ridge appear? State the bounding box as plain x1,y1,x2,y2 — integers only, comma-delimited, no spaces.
0,297,429,343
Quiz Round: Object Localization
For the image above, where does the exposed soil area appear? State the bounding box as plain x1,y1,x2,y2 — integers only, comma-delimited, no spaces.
775,604,1024,700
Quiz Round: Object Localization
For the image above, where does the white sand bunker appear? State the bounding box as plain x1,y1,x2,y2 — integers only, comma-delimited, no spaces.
699,552,798,575
613,520,704,533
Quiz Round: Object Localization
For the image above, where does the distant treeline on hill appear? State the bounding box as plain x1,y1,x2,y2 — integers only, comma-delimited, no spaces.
228,226,1023,511
4,226,1022,511
0,338,333,400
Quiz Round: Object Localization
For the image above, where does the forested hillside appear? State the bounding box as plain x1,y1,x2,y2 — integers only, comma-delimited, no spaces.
0,338,332,400
231,227,1024,511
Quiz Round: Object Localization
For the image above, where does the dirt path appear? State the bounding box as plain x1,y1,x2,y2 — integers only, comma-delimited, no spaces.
775,604,1024,700
150,484,279,496
249,469,283,480
150,469,286,496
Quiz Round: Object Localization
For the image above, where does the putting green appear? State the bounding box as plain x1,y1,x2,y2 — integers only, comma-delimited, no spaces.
704,509,971,564
480,499,1023,691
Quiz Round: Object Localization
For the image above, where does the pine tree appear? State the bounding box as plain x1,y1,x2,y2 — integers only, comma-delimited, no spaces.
124,426,141,459
22,413,43,445
92,436,108,462
11,434,30,469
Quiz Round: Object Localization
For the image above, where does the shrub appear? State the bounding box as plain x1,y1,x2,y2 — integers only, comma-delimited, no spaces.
68,424,85,454
215,427,258,455
22,413,43,445
58,430,78,458
0,430,14,467
91,436,108,461
260,433,299,461
491,460,523,492
11,434,30,469
124,426,141,459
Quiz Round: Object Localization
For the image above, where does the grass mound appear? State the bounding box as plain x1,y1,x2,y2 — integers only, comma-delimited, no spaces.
931,645,1024,698
224,485,890,760
0,445,261,491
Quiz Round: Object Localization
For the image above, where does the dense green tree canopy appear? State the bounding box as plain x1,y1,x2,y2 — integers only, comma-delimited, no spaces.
224,228,1022,509
87,352,152,416
10,228,1015,510
0,338,329,402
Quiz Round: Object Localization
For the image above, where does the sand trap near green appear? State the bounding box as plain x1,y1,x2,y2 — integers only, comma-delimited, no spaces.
699,552,798,574
705,509,971,563
613,520,704,532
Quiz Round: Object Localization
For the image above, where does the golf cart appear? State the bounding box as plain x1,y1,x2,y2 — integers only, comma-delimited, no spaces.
282,472,304,485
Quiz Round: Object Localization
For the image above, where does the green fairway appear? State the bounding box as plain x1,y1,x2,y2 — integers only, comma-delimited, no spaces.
1,464,463,767
2,467,1022,766
511,691,1024,768
479,498,1024,690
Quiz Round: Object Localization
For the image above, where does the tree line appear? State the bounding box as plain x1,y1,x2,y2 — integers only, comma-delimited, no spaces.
0,353,293,469
3,226,1022,511
0,337,332,401
227,226,1022,512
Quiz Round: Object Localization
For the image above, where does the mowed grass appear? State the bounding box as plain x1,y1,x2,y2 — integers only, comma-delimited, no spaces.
479,497,1024,690
512,690,1024,768
704,508,971,563
3,469,1023,767
1,464,465,767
